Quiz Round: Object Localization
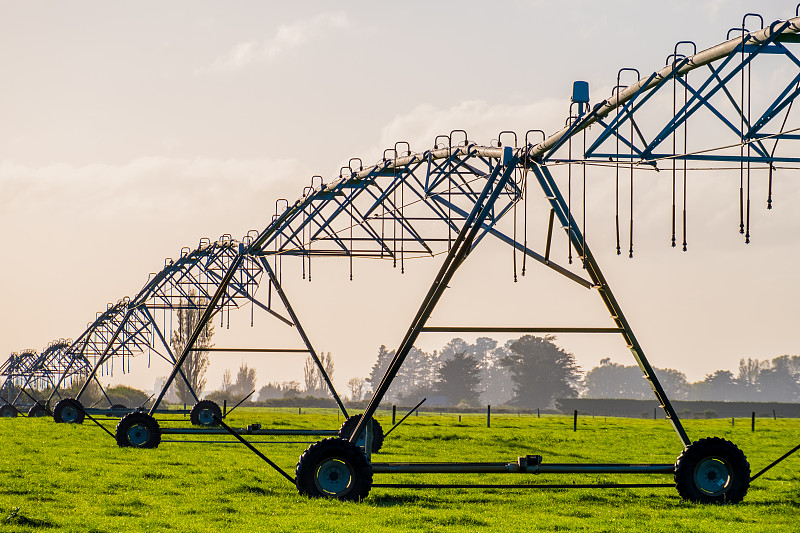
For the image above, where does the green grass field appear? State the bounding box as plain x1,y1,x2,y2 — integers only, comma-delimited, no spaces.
1,409,798,532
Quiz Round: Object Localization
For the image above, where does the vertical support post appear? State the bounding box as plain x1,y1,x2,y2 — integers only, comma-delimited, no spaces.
365,417,373,461
537,408,540,418
223,400,227,418
392,405,396,425
574,410,578,431
487,405,491,428
752,412,756,432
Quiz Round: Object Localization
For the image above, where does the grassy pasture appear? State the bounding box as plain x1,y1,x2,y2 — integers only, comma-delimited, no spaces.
0,408,798,532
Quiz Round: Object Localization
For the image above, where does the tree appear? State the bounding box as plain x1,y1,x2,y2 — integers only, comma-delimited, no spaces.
231,362,256,398
220,369,232,393
757,355,800,402
258,382,283,401
303,356,319,393
584,359,690,400
281,380,301,398
737,357,763,387
584,359,649,399
303,352,335,396
501,335,582,408
320,352,334,393
347,377,366,401
170,291,214,404
655,368,691,400
435,351,482,406
693,370,739,401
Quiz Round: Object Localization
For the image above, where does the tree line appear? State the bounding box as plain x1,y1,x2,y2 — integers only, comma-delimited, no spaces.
162,293,799,409
365,337,800,408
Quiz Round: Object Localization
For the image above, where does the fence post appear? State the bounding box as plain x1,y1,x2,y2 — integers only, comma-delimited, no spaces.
573,410,578,432
487,405,491,428
299,407,302,415
537,408,540,418
751,411,756,432
223,400,227,418
773,409,777,420
392,405,397,425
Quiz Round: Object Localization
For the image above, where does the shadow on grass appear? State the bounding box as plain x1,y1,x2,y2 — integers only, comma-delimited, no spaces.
230,484,280,496
2,507,56,529
369,493,445,508
368,492,496,508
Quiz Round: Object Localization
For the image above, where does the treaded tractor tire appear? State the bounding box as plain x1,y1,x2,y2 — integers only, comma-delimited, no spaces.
27,403,48,417
338,414,384,453
674,437,750,504
296,438,372,501
53,398,85,424
115,412,161,449
0,404,18,418
189,400,222,427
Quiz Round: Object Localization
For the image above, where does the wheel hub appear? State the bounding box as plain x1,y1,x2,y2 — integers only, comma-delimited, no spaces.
315,459,352,496
127,424,151,447
198,409,213,425
62,407,78,422
695,457,731,495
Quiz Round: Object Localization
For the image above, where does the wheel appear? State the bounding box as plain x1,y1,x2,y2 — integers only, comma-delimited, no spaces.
0,404,18,418
27,404,49,417
115,412,161,448
295,438,372,501
53,398,85,424
338,414,384,453
674,437,750,504
190,400,222,427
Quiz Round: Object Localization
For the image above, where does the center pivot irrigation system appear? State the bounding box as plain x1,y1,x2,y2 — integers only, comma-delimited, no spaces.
0,340,90,418
10,9,800,503
29,233,353,446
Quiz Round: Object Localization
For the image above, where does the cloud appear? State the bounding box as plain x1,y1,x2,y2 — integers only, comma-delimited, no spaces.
368,98,571,159
0,156,311,240
201,12,351,73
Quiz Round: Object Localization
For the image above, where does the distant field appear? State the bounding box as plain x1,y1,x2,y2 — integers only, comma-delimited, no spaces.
1,408,798,532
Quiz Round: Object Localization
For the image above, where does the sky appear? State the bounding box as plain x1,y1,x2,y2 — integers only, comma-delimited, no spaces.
1,0,799,398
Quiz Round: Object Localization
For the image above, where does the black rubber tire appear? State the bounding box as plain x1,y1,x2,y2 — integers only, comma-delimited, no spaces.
115,412,161,448
338,414,384,453
0,404,18,418
53,398,85,424
674,437,750,504
27,404,49,418
295,438,372,501
189,400,222,427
